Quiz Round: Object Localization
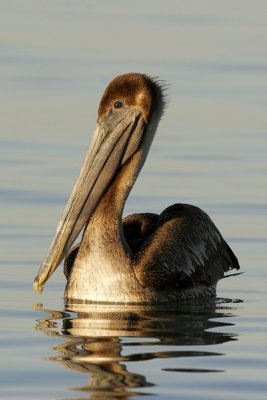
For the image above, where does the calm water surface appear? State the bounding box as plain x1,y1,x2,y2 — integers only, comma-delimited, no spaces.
1,1,267,399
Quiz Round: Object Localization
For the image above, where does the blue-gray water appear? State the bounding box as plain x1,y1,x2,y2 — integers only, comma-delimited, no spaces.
1,1,267,399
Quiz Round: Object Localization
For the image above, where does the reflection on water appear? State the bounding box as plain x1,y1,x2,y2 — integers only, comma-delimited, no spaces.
34,300,240,399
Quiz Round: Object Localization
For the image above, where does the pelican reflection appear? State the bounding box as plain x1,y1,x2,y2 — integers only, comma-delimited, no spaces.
34,301,240,399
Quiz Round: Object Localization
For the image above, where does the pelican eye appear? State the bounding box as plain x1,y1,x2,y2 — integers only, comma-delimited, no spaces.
113,100,124,109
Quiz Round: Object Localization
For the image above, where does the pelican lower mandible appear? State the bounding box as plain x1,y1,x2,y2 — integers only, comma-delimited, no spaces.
33,72,240,303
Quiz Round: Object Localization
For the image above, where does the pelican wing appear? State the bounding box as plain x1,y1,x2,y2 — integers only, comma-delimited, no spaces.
133,204,240,291
122,213,159,255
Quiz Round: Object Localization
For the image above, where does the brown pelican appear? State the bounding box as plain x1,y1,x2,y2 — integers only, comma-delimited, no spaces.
33,73,240,302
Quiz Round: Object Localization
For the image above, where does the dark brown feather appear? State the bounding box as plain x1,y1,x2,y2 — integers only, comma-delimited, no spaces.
132,204,240,291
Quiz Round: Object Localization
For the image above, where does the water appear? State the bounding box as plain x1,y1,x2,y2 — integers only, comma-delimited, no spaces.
1,1,267,399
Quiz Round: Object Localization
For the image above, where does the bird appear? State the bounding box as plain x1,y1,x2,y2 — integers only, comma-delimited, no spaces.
33,72,240,303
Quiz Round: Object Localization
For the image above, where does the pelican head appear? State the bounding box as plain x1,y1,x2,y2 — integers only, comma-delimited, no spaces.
33,73,165,294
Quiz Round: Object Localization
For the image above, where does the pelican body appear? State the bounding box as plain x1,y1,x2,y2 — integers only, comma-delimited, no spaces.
33,73,240,302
